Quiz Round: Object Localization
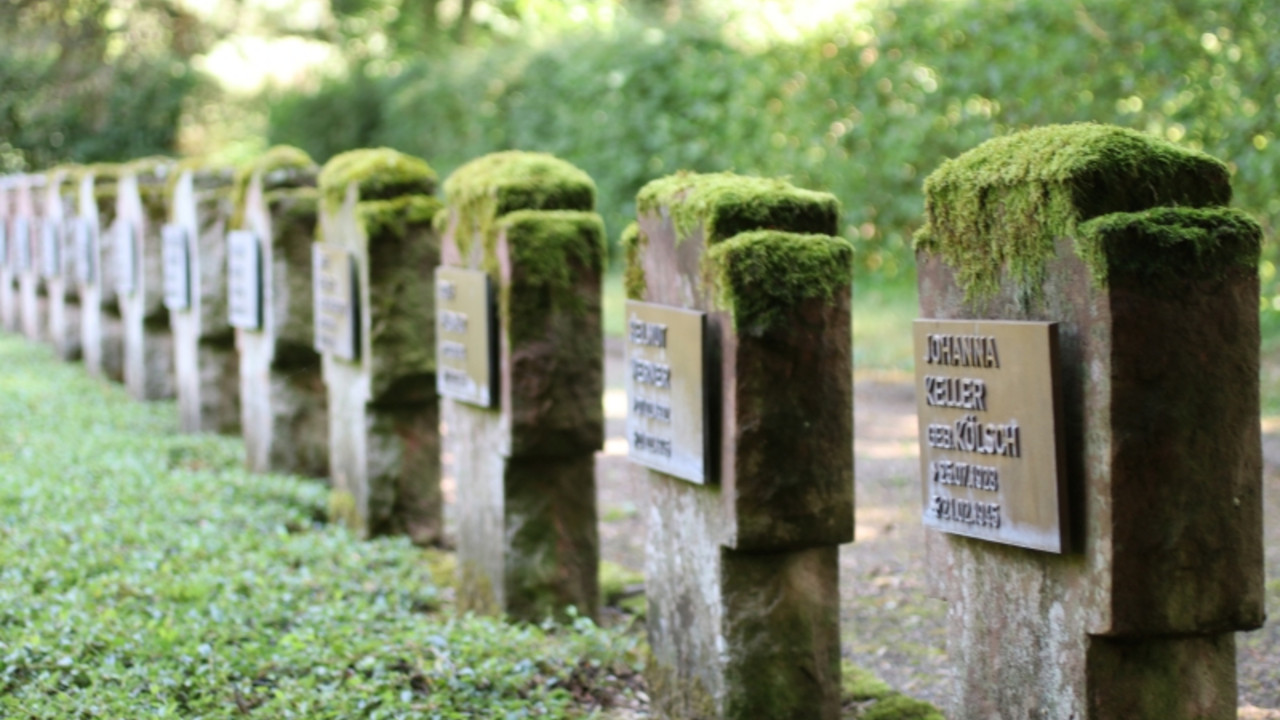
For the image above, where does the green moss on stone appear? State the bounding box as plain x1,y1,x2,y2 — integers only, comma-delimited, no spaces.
705,230,853,333
620,221,648,299
442,151,595,261
841,660,892,702
319,147,437,211
232,145,317,229
499,209,605,344
916,123,1232,300
1076,206,1261,289
358,195,445,246
636,171,839,246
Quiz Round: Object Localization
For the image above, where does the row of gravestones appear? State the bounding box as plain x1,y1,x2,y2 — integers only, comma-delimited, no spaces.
0,125,1267,720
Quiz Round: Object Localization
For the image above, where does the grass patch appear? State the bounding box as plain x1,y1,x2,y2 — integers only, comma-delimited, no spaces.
0,338,641,718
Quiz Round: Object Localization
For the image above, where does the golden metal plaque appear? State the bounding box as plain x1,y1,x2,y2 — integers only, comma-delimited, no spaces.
914,319,1068,553
434,266,496,407
625,300,713,484
226,230,263,330
161,224,190,310
313,243,360,361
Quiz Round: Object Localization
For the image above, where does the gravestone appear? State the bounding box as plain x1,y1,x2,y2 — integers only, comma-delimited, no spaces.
915,124,1265,720
16,174,45,341
626,172,854,720
317,148,445,546
169,165,240,434
43,168,82,361
77,166,126,381
117,159,177,400
439,151,604,621
0,176,14,333
233,146,328,477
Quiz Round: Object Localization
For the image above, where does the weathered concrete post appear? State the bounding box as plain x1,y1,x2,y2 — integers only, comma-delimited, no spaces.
167,164,240,434
117,159,178,400
43,168,82,361
914,124,1265,720
77,166,126,381
0,176,15,332
233,147,328,476
626,172,854,720
16,173,45,341
316,149,444,544
437,151,604,620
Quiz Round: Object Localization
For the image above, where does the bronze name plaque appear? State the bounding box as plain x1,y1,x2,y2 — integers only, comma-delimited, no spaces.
39,220,61,279
227,230,263,330
624,300,713,485
434,267,496,407
73,218,95,284
914,319,1068,553
115,223,138,294
161,224,190,310
312,243,360,361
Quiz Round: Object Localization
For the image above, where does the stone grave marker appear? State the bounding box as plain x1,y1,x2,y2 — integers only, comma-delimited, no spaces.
439,151,605,621
317,148,445,546
0,176,13,333
16,174,45,342
915,124,1265,720
233,146,328,477
116,160,178,401
76,166,128,382
42,169,81,361
169,165,240,434
626,172,854,720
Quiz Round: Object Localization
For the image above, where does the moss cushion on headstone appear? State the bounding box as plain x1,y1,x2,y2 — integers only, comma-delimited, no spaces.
916,123,1233,298
231,146,317,228
318,147,438,209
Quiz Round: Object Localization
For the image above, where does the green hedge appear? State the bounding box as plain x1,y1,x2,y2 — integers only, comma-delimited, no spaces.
267,0,1280,308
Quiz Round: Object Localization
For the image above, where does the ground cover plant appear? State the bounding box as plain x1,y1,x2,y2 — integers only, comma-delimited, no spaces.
0,337,642,718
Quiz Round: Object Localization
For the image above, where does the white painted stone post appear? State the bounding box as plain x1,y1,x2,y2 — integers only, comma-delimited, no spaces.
42,169,81,361
117,161,177,400
78,166,126,383
0,176,14,333
169,166,239,434
16,174,44,342
233,147,328,476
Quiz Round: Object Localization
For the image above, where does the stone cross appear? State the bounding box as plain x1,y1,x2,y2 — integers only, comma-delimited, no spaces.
317,148,446,546
233,147,329,477
169,166,240,434
42,169,81,361
439,151,605,621
915,124,1265,720
626,171,854,720
116,160,178,400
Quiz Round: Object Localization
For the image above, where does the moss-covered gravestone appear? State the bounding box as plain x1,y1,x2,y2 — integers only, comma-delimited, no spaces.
233,147,328,477
16,174,45,342
438,151,604,620
0,176,15,333
315,149,445,545
77,166,126,381
168,164,240,434
915,124,1265,720
43,168,82,361
626,172,854,720
116,159,178,400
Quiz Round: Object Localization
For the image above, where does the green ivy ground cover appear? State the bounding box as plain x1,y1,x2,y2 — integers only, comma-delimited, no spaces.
0,337,641,718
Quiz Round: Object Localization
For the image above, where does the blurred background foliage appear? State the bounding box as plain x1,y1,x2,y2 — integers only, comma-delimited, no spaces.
5,0,1280,324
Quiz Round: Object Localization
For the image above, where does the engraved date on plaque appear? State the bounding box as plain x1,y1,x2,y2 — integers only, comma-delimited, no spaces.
227,230,263,330
625,300,713,485
913,320,1067,553
312,243,360,361
434,266,496,407
161,224,191,310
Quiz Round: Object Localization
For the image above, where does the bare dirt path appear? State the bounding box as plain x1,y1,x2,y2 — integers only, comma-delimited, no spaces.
593,339,1280,713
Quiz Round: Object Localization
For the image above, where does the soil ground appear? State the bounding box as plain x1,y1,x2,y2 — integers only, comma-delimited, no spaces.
591,338,1280,715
